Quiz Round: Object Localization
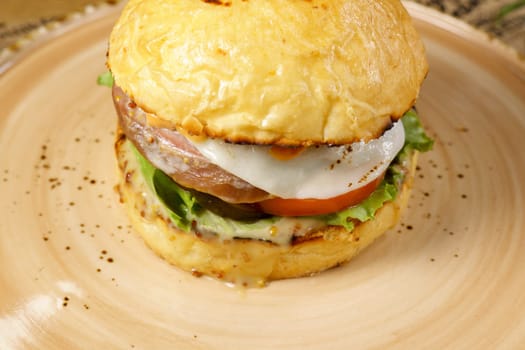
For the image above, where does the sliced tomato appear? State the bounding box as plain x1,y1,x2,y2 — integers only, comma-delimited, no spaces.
258,174,384,217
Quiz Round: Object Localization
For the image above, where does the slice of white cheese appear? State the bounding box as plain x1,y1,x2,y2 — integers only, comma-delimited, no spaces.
190,121,405,199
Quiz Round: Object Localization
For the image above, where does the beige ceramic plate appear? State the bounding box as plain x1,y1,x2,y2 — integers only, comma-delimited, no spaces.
1,2,525,349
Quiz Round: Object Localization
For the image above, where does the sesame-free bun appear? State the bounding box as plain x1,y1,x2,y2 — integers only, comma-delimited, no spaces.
116,135,418,284
108,0,427,146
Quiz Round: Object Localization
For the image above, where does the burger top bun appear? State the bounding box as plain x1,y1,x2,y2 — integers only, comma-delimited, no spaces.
108,0,427,146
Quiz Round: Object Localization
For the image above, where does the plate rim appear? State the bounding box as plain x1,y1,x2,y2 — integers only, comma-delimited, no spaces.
403,1,525,72
0,1,125,76
1,2,525,349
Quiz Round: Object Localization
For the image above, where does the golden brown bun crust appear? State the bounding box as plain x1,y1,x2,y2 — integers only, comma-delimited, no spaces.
108,0,427,145
116,136,418,285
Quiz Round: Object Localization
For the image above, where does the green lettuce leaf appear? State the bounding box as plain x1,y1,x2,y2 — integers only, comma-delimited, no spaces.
322,181,398,230
153,169,199,231
133,145,200,231
398,109,434,160
97,71,114,87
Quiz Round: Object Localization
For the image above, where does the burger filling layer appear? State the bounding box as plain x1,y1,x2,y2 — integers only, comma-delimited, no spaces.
114,85,433,245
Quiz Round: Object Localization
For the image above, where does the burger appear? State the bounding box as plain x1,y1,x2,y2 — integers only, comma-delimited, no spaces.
106,0,433,286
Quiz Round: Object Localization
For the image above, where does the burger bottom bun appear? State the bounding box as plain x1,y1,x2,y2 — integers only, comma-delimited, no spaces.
116,136,418,286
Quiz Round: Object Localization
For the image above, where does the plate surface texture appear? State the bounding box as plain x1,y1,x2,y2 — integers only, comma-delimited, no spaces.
1,3,524,349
